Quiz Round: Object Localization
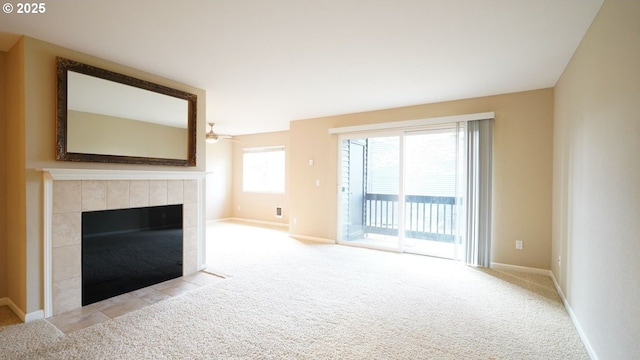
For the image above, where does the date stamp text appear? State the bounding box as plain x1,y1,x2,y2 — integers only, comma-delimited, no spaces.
3,3,46,14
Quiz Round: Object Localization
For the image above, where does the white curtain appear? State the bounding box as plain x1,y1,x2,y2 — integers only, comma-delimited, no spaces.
465,119,493,267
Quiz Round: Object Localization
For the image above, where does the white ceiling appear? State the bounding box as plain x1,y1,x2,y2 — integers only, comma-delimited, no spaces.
1,0,603,135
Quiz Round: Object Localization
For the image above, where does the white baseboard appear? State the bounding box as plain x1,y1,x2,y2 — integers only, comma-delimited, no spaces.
549,272,598,360
25,310,44,322
288,234,335,244
0,298,45,323
206,217,234,223
490,262,552,276
227,217,289,228
0,297,24,322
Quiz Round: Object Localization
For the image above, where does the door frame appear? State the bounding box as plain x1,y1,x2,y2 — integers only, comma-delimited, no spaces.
346,139,365,240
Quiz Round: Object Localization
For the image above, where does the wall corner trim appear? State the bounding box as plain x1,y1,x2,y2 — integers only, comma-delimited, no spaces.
24,310,44,322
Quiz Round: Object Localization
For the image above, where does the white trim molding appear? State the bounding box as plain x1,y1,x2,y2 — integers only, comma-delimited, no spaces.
490,262,553,276
38,168,206,181
43,171,53,318
206,218,235,223
288,234,336,244
229,217,289,228
328,112,495,134
25,310,45,322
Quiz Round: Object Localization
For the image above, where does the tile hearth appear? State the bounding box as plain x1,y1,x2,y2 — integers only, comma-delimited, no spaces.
47,271,223,334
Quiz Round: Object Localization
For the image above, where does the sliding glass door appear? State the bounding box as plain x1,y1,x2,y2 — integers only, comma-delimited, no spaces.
338,125,465,259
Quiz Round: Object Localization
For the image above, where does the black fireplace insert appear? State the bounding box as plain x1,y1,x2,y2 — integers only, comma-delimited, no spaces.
82,204,183,306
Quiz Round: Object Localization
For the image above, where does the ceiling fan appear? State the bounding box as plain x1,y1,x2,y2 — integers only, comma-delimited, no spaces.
205,122,235,143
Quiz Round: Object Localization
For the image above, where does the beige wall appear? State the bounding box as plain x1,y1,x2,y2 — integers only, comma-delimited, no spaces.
5,36,206,315
0,50,7,298
5,39,27,310
68,110,188,159
289,88,554,269
553,1,640,358
206,140,233,220
232,131,289,225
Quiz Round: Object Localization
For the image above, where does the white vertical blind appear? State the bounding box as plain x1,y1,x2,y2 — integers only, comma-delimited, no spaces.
465,119,493,267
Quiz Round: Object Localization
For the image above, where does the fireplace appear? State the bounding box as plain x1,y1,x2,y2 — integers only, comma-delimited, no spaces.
42,169,205,317
82,204,184,305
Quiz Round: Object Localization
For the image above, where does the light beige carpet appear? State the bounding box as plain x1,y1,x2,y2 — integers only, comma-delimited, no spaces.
0,306,22,327
0,222,588,359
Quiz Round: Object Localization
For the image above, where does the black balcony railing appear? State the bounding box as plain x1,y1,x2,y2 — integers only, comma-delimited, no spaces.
364,193,457,243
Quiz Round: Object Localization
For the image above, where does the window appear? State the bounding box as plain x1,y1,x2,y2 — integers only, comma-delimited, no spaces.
242,146,285,193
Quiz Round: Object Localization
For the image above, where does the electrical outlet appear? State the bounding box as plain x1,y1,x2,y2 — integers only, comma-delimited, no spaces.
558,255,562,266
293,217,297,225
515,240,523,250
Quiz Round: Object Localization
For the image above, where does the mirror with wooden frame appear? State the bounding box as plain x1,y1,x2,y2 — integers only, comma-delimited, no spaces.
56,57,197,166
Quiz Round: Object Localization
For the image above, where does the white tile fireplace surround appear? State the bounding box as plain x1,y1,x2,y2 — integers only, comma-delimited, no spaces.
41,168,206,318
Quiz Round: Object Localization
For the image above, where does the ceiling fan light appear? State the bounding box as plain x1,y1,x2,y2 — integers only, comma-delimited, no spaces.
206,133,219,144
206,123,219,143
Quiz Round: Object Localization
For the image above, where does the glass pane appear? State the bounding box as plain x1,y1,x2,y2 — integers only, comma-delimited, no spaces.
403,128,458,258
340,136,400,249
242,150,285,193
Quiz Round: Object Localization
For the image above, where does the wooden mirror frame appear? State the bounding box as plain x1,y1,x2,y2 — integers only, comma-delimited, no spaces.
56,57,197,166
